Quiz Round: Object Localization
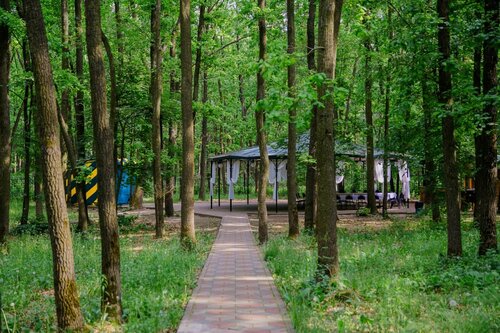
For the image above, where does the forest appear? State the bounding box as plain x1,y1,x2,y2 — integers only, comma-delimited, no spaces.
0,0,498,332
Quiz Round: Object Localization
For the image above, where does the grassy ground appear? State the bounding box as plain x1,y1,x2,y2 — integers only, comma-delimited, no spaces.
263,216,500,333
1,206,218,332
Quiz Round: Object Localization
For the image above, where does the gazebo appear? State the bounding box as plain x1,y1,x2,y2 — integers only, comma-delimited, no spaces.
208,133,409,212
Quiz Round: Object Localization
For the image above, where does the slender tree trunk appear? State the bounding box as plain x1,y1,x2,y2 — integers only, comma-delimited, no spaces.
382,74,389,218
57,99,89,232
437,0,462,257
34,161,44,219
85,0,122,319
363,18,377,214
382,7,392,218
199,72,209,201
74,0,85,160
422,71,441,222
151,0,164,238
256,0,269,245
166,124,177,217
0,0,10,243
316,0,343,279
192,4,205,105
477,0,498,255
21,40,32,225
237,38,247,118
23,0,84,328
304,0,317,231
344,56,359,126
180,0,196,247
61,0,70,123
287,0,299,238
166,31,178,217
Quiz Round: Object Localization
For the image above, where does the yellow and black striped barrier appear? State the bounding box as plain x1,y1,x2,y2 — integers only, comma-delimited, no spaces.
65,160,99,205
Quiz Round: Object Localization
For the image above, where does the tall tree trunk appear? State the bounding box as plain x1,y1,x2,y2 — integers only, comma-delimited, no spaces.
237,38,247,118
101,31,119,200
165,124,177,217
57,99,89,232
151,0,164,238
344,56,359,127
477,0,498,255
287,0,299,238
422,71,441,222
316,0,343,279
23,0,84,328
21,55,32,225
34,161,44,219
363,17,377,215
61,0,70,123
198,72,209,201
0,0,10,243
192,4,205,105
74,0,85,160
180,0,196,247
256,0,269,245
114,0,123,68
304,0,317,232
165,30,178,217
85,0,123,319
437,0,462,257
382,7,392,219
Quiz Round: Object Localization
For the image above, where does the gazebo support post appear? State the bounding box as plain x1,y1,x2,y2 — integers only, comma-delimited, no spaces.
229,159,233,212
210,160,213,209
218,162,221,207
396,172,400,207
275,158,278,213
247,160,250,205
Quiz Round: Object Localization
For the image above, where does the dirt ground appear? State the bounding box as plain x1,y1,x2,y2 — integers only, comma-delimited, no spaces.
85,206,221,236
248,213,411,235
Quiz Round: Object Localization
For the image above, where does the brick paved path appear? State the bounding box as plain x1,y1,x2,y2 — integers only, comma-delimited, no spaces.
177,214,294,333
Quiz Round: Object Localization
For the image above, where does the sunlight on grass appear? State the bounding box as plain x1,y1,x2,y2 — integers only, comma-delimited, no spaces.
264,219,500,332
0,230,215,332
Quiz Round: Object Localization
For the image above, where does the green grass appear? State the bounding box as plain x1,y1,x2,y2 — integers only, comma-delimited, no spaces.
0,227,215,332
264,220,500,332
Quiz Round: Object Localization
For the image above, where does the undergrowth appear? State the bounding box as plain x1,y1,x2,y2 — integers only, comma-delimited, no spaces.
264,218,500,332
0,227,215,332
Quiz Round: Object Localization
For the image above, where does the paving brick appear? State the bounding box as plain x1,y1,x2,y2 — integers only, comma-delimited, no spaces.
177,213,294,332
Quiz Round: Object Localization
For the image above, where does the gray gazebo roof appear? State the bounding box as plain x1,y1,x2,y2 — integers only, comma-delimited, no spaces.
210,133,388,162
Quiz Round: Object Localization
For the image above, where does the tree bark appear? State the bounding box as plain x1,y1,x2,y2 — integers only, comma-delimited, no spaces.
237,38,247,118
476,0,498,255
21,40,32,225
198,72,209,201
23,0,84,328
74,0,85,160
256,0,269,245
151,0,164,238
437,0,462,257
61,0,70,123
166,30,179,217
422,71,441,222
192,4,205,105
85,0,123,319
316,0,343,279
363,17,377,215
0,0,10,243
180,0,196,247
304,0,317,232
166,124,177,217
57,99,89,232
287,0,299,238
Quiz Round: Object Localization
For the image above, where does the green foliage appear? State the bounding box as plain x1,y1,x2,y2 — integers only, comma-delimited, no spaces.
264,221,500,332
0,230,215,332
355,207,370,217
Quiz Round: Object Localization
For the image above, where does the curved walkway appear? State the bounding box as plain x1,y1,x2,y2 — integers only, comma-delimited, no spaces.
177,203,294,333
